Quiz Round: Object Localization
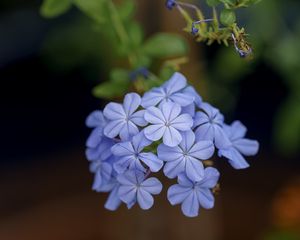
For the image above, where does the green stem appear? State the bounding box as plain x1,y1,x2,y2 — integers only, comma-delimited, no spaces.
107,0,136,66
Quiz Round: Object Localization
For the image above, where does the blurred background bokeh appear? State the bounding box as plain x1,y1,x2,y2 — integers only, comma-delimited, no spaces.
0,0,300,239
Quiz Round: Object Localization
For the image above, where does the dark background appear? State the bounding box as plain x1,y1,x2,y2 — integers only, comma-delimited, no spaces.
0,1,299,240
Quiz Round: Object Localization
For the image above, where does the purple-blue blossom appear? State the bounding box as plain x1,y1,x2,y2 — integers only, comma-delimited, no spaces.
157,130,214,181
144,102,193,147
103,93,147,140
218,121,259,169
168,167,220,217
141,72,194,108
194,102,231,149
117,170,162,210
85,71,259,217
111,131,163,173
165,0,177,10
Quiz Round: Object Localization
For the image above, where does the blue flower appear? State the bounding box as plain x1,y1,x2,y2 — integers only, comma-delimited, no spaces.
167,167,220,217
103,93,147,140
104,182,122,211
181,86,203,117
117,171,163,210
144,102,193,147
157,130,214,181
111,131,163,173
85,136,115,161
90,158,113,192
165,0,177,10
218,121,259,169
141,72,194,108
85,110,107,148
194,102,231,149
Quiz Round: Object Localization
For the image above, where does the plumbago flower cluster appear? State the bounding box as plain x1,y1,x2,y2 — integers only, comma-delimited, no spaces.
85,72,259,217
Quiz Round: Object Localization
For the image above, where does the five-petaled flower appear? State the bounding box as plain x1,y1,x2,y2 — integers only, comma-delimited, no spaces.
168,167,220,217
194,102,231,149
111,131,163,173
144,102,193,147
103,93,147,140
157,130,214,181
141,72,194,108
218,121,259,169
117,170,163,210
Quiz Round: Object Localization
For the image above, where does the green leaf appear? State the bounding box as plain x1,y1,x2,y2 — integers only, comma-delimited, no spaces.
118,0,135,21
110,68,130,82
128,22,144,47
206,0,221,7
93,68,130,99
219,0,236,6
220,9,236,26
274,96,300,155
73,0,108,24
142,33,188,58
40,0,72,18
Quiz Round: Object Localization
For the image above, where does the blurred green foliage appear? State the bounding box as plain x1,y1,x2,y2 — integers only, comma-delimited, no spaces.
205,0,300,155
40,0,188,98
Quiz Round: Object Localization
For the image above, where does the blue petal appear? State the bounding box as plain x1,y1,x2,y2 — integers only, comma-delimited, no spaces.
196,188,214,209
227,120,247,140
104,120,125,138
197,167,220,188
132,131,152,152
177,173,194,187
181,191,199,217
92,162,112,191
233,139,259,156
98,138,114,160
117,171,137,185
104,185,122,211
168,184,191,205
86,147,101,161
189,140,215,160
139,152,163,172
171,114,193,131
169,92,194,107
140,177,163,194
185,157,205,182
111,141,135,156
144,124,165,141
114,155,136,173
130,110,147,126
181,103,195,117
157,144,182,162
86,127,103,148
103,102,125,120
123,93,141,116
195,123,214,141
119,121,139,141
183,86,202,107
86,110,106,128
218,147,250,169
160,102,181,122
163,158,185,178
163,126,182,147
144,106,165,124
141,87,165,108
179,130,195,152
164,72,187,95
194,111,209,128
137,188,154,210
200,102,219,119
214,125,231,149
118,185,137,205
